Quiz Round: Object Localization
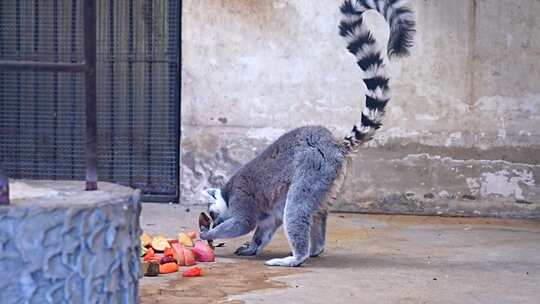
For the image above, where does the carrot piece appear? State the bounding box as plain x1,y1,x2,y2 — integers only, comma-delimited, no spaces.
164,247,174,257
143,248,155,262
145,256,161,263
182,267,203,277
159,262,179,274
149,256,162,263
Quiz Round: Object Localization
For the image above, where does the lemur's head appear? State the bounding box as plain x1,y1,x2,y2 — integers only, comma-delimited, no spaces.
202,188,230,226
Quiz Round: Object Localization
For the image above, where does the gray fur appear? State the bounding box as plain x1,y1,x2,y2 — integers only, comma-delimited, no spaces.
202,126,345,267
310,209,328,257
201,0,415,267
235,195,285,256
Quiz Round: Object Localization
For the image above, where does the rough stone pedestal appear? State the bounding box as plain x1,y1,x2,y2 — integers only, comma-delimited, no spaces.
0,180,141,304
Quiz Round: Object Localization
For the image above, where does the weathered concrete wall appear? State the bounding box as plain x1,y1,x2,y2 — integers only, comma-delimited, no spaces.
180,0,540,218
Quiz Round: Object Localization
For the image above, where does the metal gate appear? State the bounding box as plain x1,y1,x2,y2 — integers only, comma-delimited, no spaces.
0,0,180,202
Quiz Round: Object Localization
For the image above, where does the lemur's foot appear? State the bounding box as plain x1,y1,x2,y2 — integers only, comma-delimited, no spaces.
310,247,325,257
234,242,258,256
265,255,305,267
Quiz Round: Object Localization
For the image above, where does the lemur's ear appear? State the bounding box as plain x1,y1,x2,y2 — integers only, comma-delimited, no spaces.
202,188,218,200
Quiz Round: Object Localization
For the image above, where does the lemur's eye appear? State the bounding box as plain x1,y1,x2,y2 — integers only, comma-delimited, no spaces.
209,211,217,220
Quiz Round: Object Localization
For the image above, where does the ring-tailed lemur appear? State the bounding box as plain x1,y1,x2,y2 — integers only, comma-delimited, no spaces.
200,0,415,267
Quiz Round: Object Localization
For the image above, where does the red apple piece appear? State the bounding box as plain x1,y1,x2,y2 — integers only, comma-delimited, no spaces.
192,240,215,262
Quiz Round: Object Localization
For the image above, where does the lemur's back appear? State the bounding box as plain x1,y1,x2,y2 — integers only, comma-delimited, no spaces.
222,126,345,212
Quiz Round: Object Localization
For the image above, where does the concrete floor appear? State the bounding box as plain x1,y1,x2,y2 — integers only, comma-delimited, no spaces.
139,203,540,304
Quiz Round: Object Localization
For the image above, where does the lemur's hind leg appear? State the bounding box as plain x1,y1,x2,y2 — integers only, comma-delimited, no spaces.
265,149,339,267
310,209,328,257
235,196,286,256
265,187,330,267
235,215,282,256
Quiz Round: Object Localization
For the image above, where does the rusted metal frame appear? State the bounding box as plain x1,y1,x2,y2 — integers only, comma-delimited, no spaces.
83,0,97,191
0,0,98,193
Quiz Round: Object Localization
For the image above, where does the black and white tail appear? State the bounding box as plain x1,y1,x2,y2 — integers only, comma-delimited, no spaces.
340,0,415,150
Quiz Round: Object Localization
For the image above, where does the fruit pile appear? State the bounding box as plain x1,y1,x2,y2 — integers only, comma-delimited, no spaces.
140,231,215,277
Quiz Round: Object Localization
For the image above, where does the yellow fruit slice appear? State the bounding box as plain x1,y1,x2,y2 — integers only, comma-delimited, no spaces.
140,232,153,247
178,233,193,247
151,235,171,251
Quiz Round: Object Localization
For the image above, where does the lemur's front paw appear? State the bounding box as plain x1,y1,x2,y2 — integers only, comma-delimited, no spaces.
234,242,258,256
199,229,212,241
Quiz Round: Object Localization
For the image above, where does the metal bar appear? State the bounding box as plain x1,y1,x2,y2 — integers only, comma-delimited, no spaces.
145,0,154,192
15,1,22,177
128,0,135,187
174,0,182,204
0,60,87,72
83,0,97,191
53,0,59,178
70,0,78,179
32,0,40,180
0,168,9,205
108,0,116,181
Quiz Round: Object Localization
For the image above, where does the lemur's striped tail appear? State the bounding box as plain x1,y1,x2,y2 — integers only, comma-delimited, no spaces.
340,0,415,150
